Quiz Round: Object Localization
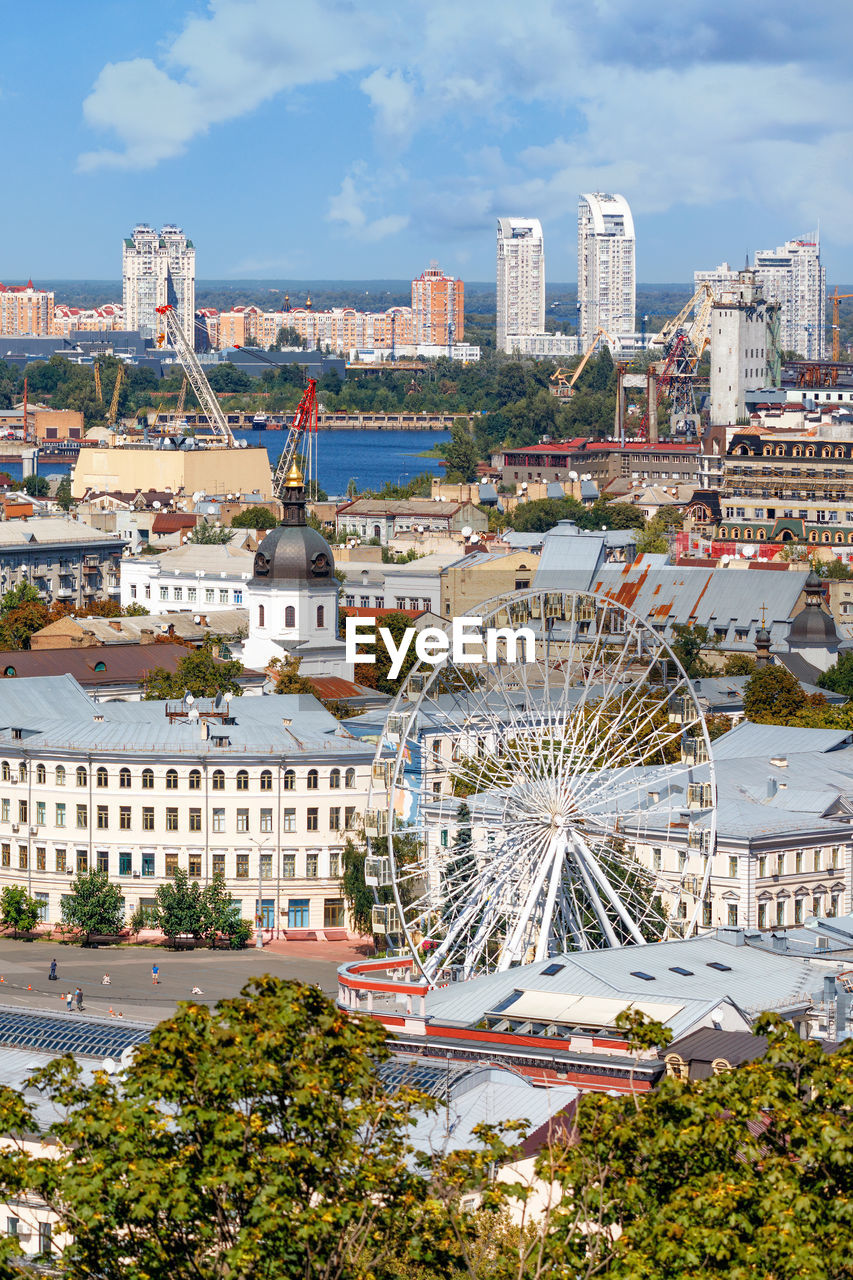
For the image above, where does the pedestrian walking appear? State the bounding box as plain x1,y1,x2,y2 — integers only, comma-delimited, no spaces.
48,959,57,982
75,987,83,1012
152,963,159,985
65,991,73,1012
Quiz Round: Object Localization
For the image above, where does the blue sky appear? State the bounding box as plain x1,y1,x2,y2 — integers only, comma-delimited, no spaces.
1,1,850,284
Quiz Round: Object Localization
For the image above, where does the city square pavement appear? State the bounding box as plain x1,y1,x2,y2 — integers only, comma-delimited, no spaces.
0,937,367,1024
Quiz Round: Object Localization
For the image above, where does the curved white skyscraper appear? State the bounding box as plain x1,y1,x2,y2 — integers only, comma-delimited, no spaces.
577,194,635,348
496,218,545,354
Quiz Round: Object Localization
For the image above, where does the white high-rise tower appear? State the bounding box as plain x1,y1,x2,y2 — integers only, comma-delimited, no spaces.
577,194,635,348
496,218,545,354
752,234,825,360
122,224,196,344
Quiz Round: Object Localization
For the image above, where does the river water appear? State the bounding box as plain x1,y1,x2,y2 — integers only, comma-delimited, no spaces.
24,428,450,499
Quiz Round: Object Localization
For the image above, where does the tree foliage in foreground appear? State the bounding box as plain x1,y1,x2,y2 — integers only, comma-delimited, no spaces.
143,637,245,700
0,991,850,1277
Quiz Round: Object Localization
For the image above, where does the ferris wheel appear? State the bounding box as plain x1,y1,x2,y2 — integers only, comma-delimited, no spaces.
364,587,717,985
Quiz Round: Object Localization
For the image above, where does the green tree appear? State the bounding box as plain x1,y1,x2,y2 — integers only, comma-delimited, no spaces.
814,558,853,580
230,505,277,530
154,868,205,942
0,581,50,650
341,836,374,935
27,978,448,1280
60,870,126,943
0,884,40,936
188,520,234,544
274,325,305,349
670,623,715,679
55,475,73,511
722,652,757,676
22,474,49,497
123,602,150,616
442,418,479,483
199,873,251,949
351,610,420,694
743,663,808,724
206,363,253,393
818,650,853,699
269,654,316,695
143,637,244,700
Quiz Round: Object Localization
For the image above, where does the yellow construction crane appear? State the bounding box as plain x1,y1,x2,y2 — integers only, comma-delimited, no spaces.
107,365,125,426
557,327,615,398
93,362,103,403
175,376,188,416
831,288,853,363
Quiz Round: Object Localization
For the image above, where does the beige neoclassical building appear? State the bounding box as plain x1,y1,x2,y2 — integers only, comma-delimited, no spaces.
0,676,376,936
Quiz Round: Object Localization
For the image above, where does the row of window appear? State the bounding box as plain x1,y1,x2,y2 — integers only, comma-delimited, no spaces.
1,844,343,879
650,848,844,876
1,801,359,833
129,583,244,605
0,764,360,791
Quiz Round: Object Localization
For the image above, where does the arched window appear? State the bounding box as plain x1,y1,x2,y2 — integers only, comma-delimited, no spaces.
775,445,784,456
793,445,802,457
836,447,844,458
757,529,766,540
823,531,832,544
211,769,225,791
731,529,740,540
1,761,9,782
236,769,249,791
55,765,66,787
35,764,45,785
260,769,272,791
258,604,265,628
119,767,131,789
345,767,356,789
285,606,295,628
762,445,772,456
141,768,154,789
373,524,381,539
76,766,87,787
165,769,178,790
822,447,831,458
18,762,25,782
96,767,109,788
806,446,815,457
283,769,295,791
316,605,325,628
837,533,845,545
307,769,318,790
809,530,818,543
188,768,201,790
329,768,340,789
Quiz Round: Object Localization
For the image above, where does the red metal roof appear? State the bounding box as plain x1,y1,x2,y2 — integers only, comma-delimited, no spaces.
151,513,197,533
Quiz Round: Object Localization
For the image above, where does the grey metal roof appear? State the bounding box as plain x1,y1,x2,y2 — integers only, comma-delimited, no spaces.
712,722,853,759
425,934,836,1034
0,679,372,760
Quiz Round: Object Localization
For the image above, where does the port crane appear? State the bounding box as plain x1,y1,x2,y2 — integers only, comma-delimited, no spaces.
155,304,234,445
106,364,125,426
232,345,320,501
831,288,853,363
549,327,615,398
645,281,716,430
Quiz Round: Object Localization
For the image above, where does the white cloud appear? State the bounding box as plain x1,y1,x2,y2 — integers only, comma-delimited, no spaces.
77,0,853,245
327,172,409,242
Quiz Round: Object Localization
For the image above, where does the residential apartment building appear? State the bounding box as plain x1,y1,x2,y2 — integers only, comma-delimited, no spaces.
51,304,125,338
717,417,853,552
496,218,545,354
753,234,825,360
122,224,196,343
493,439,702,489
577,193,635,347
440,549,541,619
0,676,374,934
0,282,54,336
697,236,825,361
0,518,124,606
216,305,414,355
411,265,464,346
120,543,253,612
